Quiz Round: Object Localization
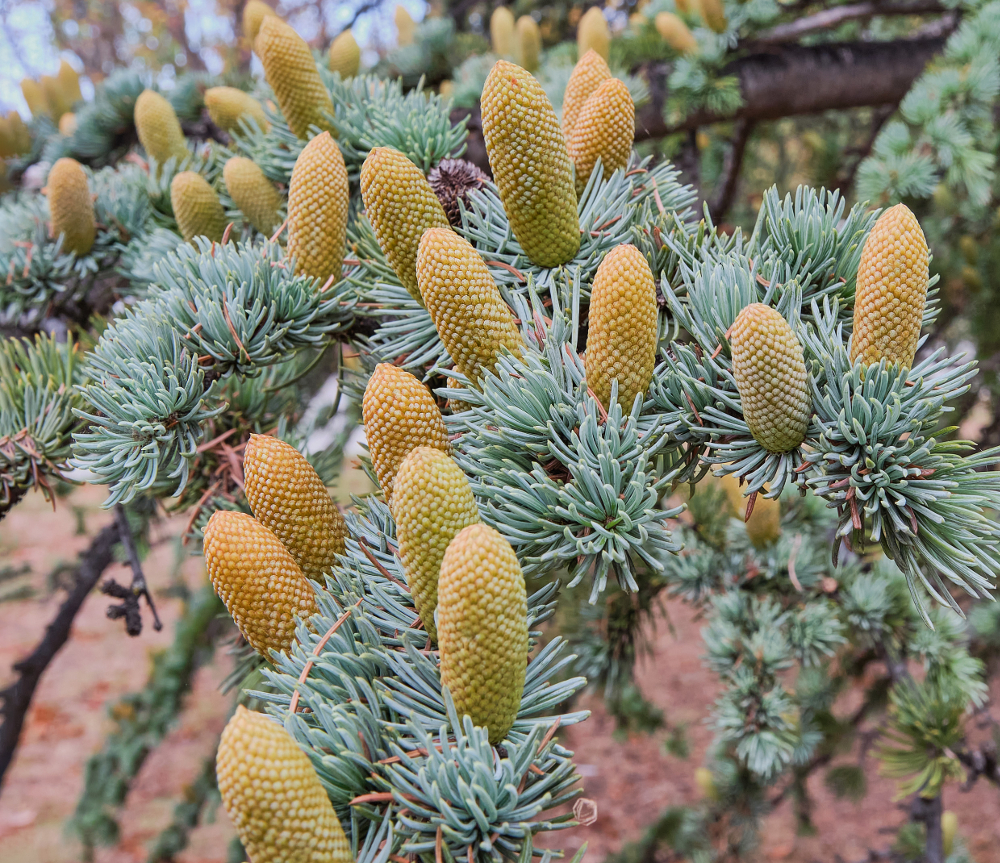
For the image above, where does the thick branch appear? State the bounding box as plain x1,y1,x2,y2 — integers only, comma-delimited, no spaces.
0,521,120,791
754,0,946,44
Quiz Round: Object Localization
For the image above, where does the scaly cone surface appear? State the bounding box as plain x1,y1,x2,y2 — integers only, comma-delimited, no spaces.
255,16,336,140
243,0,277,42
287,132,349,283
491,7,516,56
204,510,318,657
562,50,612,142
362,363,451,503
516,15,542,71
416,227,524,384
359,147,451,304
243,434,347,581
217,706,352,863
585,244,657,410
438,523,528,745
328,29,361,77
481,60,580,268
170,171,227,243
655,12,698,53
851,203,929,370
134,89,189,166
731,303,812,453
205,86,270,133
223,157,282,236
568,77,635,194
392,446,480,641
578,6,610,60
47,157,95,256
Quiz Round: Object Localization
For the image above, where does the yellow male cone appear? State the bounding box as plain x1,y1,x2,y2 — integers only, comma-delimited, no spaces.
491,7,516,57
698,0,728,32
41,75,70,120
255,16,336,140
57,60,82,106
21,78,49,118
718,474,781,548
481,61,580,268
243,0,277,42
417,227,524,385
516,16,542,71
585,244,657,410
287,132,349,282
243,434,347,581
362,363,451,503
393,447,480,641
329,29,361,77
47,158,95,256
8,113,31,154
217,706,352,863
0,119,16,158
395,5,417,45
134,89,189,166
58,113,77,136
655,12,698,54
223,157,282,237
204,510,318,656
578,6,610,61
359,147,451,303
438,524,528,744
731,303,812,453
205,86,270,133
851,203,928,370
170,171,227,243
568,77,634,193
562,49,612,141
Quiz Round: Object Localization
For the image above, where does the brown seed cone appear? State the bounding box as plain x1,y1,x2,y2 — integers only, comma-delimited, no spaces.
362,363,451,503
223,157,282,236
134,89,189,166
654,12,698,53
47,157,95,256
568,77,634,194
170,171,227,243
427,158,489,227
243,434,347,581
205,86,270,133
204,510,318,656
286,131,349,283
359,147,451,303
850,203,929,370
217,706,352,863
243,0,277,42
577,6,610,61
255,16,336,140
328,29,361,77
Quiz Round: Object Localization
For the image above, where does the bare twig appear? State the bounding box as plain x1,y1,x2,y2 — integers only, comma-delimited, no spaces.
102,504,162,636
754,0,947,44
709,118,754,223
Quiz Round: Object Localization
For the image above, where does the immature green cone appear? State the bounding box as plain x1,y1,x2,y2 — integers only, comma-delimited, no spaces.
417,228,524,384
851,203,928,369
255,16,335,140
731,303,811,453
243,0,277,42
491,6,516,56
287,131,349,282
328,29,361,77
362,363,450,503
562,50,612,141
393,447,480,641
359,147,451,303
205,86,270,133
170,171,227,243
217,706,352,863
134,89,189,166
578,6,610,60
568,77,634,193
481,61,580,268
655,12,698,54
698,0,728,32
57,60,82,106
203,510,318,656
224,157,282,236
516,16,542,71
585,244,657,410
47,157,95,256
395,5,417,45
438,524,528,745
243,434,347,581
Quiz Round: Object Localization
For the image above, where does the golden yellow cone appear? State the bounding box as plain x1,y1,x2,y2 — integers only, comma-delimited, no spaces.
57,60,82,106
134,89,189,166
395,5,417,45
170,171,227,243
568,77,634,193
359,147,451,303
491,7,516,56
362,363,451,503
328,29,361,77
439,80,454,99
21,78,49,118
42,75,71,119
8,113,31,154
516,15,542,71
243,0,277,42
698,0,728,32
719,474,781,548
204,510,318,656
438,524,528,744
655,12,698,53
694,767,720,800
58,112,77,136
47,157,95,256
393,447,480,641
205,86,270,133
243,434,347,581
287,131,349,283
676,0,691,13
578,6,610,60
851,203,928,370
223,157,283,236
217,706,352,863
585,244,656,410
255,16,336,140
446,375,472,413
942,811,957,858
562,49,612,142
731,303,811,453
481,60,580,267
